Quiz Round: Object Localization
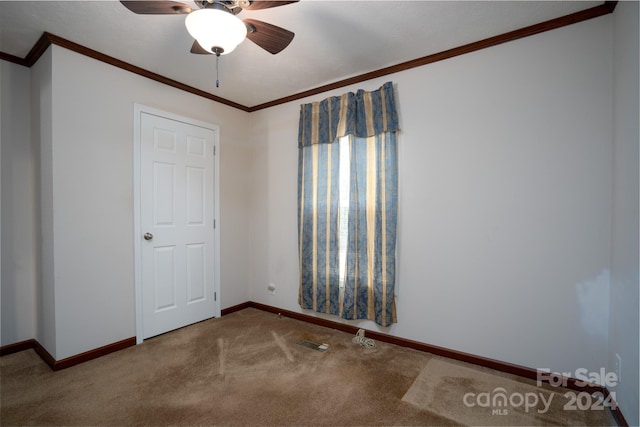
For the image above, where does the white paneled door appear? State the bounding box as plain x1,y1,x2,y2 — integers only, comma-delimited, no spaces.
139,111,218,339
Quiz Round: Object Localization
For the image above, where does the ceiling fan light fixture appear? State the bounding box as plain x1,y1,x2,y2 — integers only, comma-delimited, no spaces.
185,8,247,55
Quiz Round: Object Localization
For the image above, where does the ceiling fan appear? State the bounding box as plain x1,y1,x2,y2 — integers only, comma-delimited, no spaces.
120,0,298,56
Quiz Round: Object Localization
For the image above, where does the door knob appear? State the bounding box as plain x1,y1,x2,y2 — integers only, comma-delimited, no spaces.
144,232,153,241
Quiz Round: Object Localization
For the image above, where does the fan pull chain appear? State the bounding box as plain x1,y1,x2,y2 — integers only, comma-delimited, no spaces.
215,55,220,88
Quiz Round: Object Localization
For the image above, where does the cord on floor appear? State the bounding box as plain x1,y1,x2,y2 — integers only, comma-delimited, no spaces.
352,329,375,348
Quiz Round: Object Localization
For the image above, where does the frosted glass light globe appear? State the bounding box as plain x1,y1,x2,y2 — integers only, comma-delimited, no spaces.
185,9,247,55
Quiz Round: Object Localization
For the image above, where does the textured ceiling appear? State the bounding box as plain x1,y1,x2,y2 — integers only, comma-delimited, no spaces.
0,1,602,108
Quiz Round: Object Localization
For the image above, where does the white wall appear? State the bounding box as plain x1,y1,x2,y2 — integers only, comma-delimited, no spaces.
0,45,253,359
31,49,56,355
1,60,37,346
49,46,253,359
249,15,614,376
609,2,639,425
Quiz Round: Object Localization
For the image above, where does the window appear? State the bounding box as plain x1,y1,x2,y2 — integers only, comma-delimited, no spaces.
297,82,399,326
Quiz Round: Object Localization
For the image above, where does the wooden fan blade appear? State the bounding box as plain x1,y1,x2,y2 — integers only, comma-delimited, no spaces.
244,19,294,54
120,1,191,14
243,0,299,11
190,40,212,55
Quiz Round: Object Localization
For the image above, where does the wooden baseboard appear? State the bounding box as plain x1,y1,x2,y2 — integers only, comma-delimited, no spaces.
248,301,546,379
221,301,253,316
1,300,253,369
52,337,136,371
1,337,136,371
244,301,628,426
607,390,630,427
32,340,57,369
0,339,37,356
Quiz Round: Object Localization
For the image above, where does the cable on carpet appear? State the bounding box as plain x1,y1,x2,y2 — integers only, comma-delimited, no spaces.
352,329,375,348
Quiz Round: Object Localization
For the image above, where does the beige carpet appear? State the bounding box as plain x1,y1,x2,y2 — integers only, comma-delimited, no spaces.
402,358,612,426
1,308,615,426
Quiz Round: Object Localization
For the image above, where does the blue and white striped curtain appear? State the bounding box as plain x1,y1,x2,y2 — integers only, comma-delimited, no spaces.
341,132,398,326
298,82,399,326
297,141,341,315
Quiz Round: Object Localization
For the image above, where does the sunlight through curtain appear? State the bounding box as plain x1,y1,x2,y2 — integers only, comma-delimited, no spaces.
298,82,399,326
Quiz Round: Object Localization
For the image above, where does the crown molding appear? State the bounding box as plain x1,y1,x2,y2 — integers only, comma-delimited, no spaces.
0,2,617,112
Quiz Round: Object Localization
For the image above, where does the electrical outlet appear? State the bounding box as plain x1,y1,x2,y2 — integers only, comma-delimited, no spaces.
268,283,276,295
615,353,622,384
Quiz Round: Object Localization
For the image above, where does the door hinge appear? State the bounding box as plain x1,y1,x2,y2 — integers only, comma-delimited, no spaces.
213,219,216,229
213,145,216,156
214,292,217,301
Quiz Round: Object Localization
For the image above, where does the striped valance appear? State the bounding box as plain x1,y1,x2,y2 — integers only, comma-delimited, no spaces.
298,82,399,147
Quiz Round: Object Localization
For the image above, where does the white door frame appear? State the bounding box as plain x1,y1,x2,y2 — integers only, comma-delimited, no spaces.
133,104,221,344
